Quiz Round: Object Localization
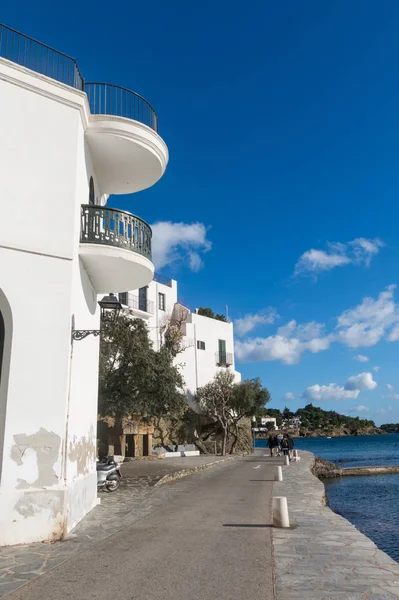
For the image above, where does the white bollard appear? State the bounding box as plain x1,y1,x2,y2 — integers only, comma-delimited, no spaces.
273,496,290,528
284,454,290,466
275,466,283,482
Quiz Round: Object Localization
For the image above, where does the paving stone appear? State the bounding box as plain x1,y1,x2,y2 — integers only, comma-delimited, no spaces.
272,451,399,600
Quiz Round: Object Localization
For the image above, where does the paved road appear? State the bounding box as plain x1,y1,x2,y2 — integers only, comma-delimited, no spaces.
8,453,276,600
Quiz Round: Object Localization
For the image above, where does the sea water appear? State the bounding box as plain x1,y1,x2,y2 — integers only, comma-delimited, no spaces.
255,434,399,562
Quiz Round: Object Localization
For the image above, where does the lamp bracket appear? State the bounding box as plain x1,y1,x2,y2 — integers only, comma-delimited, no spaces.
71,330,101,342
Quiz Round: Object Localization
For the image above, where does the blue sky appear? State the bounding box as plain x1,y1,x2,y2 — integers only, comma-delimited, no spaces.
4,1,399,424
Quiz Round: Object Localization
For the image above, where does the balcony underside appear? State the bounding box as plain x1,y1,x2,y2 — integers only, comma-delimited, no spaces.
86,115,168,195
79,244,154,294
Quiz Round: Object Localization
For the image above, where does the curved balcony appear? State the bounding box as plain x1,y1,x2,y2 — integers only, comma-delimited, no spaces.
79,205,154,293
85,83,168,195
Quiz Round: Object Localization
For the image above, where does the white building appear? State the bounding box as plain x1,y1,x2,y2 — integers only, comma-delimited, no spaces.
261,417,278,430
0,23,168,545
118,275,241,403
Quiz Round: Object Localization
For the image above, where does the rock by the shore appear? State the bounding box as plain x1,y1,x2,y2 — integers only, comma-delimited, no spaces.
312,456,342,479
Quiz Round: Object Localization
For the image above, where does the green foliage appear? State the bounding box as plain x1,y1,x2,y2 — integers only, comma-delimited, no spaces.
263,408,283,427
380,423,399,433
196,370,236,455
196,373,271,455
99,314,186,419
282,406,295,420
230,377,271,421
197,307,227,322
295,403,375,432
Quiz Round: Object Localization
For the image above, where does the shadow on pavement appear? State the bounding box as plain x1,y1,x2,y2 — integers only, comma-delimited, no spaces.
223,524,273,528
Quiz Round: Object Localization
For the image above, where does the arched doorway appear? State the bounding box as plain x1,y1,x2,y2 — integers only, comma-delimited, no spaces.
0,292,12,484
0,310,4,385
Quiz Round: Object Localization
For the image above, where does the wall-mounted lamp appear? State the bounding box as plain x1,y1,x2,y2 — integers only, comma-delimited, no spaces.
71,293,122,342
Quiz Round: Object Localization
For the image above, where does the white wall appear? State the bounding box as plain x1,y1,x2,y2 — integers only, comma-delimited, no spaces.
0,58,100,544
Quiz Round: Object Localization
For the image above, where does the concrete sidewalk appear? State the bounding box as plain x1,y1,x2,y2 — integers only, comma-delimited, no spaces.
4,452,276,600
272,451,399,599
0,455,238,597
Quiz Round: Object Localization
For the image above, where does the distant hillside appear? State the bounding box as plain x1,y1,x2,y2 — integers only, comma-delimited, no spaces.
380,423,399,434
257,403,381,437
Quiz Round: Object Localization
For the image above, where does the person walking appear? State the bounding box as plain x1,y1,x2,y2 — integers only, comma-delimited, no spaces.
276,434,282,457
267,434,276,457
281,434,290,458
286,433,295,460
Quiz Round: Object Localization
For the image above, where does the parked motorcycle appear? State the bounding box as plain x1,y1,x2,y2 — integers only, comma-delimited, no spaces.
96,457,122,492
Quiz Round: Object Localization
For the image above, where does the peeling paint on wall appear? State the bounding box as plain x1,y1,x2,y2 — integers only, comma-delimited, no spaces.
10,428,60,489
68,425,96,476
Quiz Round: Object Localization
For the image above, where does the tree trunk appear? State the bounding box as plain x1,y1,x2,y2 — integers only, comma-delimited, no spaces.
230,422,239,454
221,425,228,456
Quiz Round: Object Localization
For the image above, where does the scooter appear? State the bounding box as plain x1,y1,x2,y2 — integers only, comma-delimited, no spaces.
96,457,122,492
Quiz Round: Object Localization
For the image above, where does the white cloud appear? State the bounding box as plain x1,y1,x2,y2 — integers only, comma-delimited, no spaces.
151,221,211,271
388,324,399,342
283,392,295,401
336,285,399,348
302,383,359,402
235,319,332,365
294,237,384,276
348,405,370,413
384,394,399,400
354,354,369,363
295,249,350,275
235,286,399,366
344,372,377,392
387,384,394,391
234,309,279,337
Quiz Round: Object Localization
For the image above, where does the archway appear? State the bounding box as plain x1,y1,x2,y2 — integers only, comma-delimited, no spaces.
0,310,4,385
0,291,12,483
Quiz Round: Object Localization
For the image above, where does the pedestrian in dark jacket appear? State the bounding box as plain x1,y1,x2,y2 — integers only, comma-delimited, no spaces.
267,434,276,457
286,434,294,459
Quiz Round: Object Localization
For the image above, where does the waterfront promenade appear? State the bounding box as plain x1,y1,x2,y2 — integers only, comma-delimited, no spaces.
274,451,399,599
1,451,399,599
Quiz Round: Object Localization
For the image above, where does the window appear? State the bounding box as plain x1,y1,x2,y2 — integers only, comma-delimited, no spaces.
218,339,226,364
197,340,205,350
158,293,166,311
138,287,147,312
89,176,95,205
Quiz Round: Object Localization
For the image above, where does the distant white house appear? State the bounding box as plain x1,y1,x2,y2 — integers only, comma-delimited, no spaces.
282,417,302,429
118,275,241,404
252,416,278,431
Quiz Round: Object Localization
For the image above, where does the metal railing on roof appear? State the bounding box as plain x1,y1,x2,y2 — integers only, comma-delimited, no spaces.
85,82,158,132
0,23,84,89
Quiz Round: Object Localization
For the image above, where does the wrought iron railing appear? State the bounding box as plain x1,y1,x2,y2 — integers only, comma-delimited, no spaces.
153,272,172,287
118,292,154,314
215,352,233,367
0,23,84,90
80,205,152,260
85,82,158,132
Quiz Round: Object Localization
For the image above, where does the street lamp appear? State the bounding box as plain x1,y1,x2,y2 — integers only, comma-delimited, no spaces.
71,293,122,341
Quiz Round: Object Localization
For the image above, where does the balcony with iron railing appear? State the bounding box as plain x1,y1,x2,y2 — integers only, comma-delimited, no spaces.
215,352,234,368
118,292,154,316
0,23,168,195
79,205,154,294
